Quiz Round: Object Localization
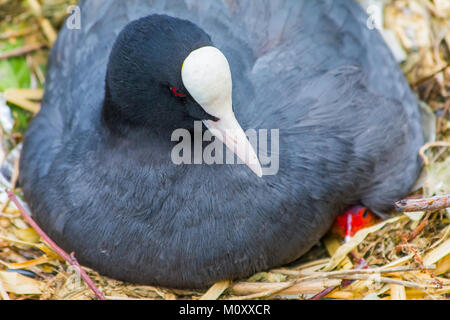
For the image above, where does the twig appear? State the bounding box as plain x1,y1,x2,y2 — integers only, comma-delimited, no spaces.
0,26,39,40
5,190,106,300
0,43,46,60
308,286,336,300
105,296,154,300
4,89,41,113
418,142,450,166
271,269,313,277
436,99,450,134
274,265,434,278
394,211,444,289
332,275,433,289
411,62,450,87
340,258,368,287
28,55,46,85
199,280,230,300
308,265,435,280
395,211,432,253
231,279,342,297
27,0,57,45
232,265,436,300
309,258,368,300
231,271,439,299
410,246,443,289
229,281,295,300
395,194,450,212
409,211,432,241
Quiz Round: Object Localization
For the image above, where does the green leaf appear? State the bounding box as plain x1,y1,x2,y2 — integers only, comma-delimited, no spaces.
0,36,34,133
0,38,31,91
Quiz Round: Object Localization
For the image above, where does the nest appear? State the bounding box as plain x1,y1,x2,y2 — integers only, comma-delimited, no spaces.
0,0,448,300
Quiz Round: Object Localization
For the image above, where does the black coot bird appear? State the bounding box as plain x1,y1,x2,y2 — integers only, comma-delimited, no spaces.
19,0,424,288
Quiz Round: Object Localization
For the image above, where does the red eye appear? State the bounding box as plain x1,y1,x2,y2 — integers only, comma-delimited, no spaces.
171,87,186,97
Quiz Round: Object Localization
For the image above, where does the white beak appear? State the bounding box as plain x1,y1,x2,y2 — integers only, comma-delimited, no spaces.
182,46,263,177
203,114,262,177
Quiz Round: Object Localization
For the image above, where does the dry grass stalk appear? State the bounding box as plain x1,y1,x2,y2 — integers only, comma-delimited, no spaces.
231,279,342,297
0,43,45,60
199,280,230,300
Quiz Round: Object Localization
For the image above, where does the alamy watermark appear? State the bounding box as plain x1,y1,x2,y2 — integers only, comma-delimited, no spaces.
66,5,81,30
171,121,280,176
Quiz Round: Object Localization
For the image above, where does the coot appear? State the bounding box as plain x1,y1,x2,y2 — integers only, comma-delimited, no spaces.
19,0,424,288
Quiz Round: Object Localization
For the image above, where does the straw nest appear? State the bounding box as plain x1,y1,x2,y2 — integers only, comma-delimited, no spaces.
0,0,448,300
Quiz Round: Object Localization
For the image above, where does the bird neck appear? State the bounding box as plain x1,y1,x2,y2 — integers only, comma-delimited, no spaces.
101,85,134,136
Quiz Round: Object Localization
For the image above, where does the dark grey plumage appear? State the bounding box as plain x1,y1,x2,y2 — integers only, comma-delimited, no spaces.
19,0,423,288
